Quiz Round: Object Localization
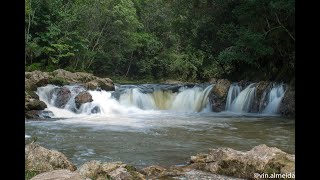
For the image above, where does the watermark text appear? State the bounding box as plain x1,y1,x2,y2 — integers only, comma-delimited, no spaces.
254,173,295,179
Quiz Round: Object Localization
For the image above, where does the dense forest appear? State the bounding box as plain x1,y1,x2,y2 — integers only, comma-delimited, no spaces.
25,0,295,83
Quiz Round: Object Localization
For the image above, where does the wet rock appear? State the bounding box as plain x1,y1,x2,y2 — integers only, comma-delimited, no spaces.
30,169,86,180
54,87,71,108
189,144,295,179
279,86,295,118
91,106,100,114
25,91,48,118
209,79,231,112
75,91,93,109
25,110,54,119
25,143,77,173
251,81,270,113
25,99,47,111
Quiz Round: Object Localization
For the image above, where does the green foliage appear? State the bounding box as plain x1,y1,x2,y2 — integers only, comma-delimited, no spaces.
48,77,68,86
26,63,43,71
25,0,294,82
25,170,40,180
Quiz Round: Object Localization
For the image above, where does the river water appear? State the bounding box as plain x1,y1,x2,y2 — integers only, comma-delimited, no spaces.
25,84,295,168
25,112,294,168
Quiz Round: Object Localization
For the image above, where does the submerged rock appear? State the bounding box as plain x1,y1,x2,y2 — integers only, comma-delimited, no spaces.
25,110,54,119
25,143,77,173
74,91,93,109
30,169,86,180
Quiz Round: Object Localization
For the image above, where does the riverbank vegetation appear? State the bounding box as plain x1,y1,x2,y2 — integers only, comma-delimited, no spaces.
25,0,295,83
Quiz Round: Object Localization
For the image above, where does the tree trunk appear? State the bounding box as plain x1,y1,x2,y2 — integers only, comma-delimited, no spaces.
125,51,134,77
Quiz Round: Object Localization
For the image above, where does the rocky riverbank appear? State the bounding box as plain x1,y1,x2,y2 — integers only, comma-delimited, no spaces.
25,143,295,180
25,69,115,119
208,78,295,118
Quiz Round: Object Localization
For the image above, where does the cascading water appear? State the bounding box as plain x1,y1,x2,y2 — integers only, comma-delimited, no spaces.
262,84,285,114
225,83,241,111
118,85,214,112
36,84,214,118
171,85,213,112
230,83,256,113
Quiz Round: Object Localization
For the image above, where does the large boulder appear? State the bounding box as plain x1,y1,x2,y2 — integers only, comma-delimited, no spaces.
209,79,231,112
78,161,145,180
25,143,77,173
189,144,295,179
25,69,115,92
53,87,71,108
25,98,47,111
74,91,93,109
25,71,51,91
85,78,115,91
25,91,48,118
279,86,295,118
30,169,86,180
51,69,79,83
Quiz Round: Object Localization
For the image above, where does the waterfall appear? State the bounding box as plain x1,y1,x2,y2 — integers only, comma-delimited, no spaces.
36,84,214,118
230,83,256,113
35,81,285,118
171,85,213,112
262,84,285,114
225,83,241,111
118,85,214,112
119,88,157,110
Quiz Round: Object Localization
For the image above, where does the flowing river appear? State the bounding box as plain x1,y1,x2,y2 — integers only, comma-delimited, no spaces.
25,83,295,168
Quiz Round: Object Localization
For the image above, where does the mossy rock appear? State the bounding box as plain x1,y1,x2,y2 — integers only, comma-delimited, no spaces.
25,170,41,180
48,77,68,86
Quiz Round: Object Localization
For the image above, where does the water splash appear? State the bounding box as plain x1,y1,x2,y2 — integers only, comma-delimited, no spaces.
36,84,214,118
230,83,256,113
262,84,285,114
225,83,241,111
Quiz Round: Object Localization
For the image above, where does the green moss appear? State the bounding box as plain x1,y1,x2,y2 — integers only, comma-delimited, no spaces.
25,170,41,180
217,160,258,179
124,165,142,180
48,77,68,86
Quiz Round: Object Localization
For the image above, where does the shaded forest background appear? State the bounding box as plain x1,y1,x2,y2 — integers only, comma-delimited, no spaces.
25,0,295,83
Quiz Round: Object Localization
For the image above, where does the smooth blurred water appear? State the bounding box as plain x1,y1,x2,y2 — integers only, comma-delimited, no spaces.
25,111,295,168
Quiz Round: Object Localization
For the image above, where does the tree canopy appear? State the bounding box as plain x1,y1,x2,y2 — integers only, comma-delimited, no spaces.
25,0,295,82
